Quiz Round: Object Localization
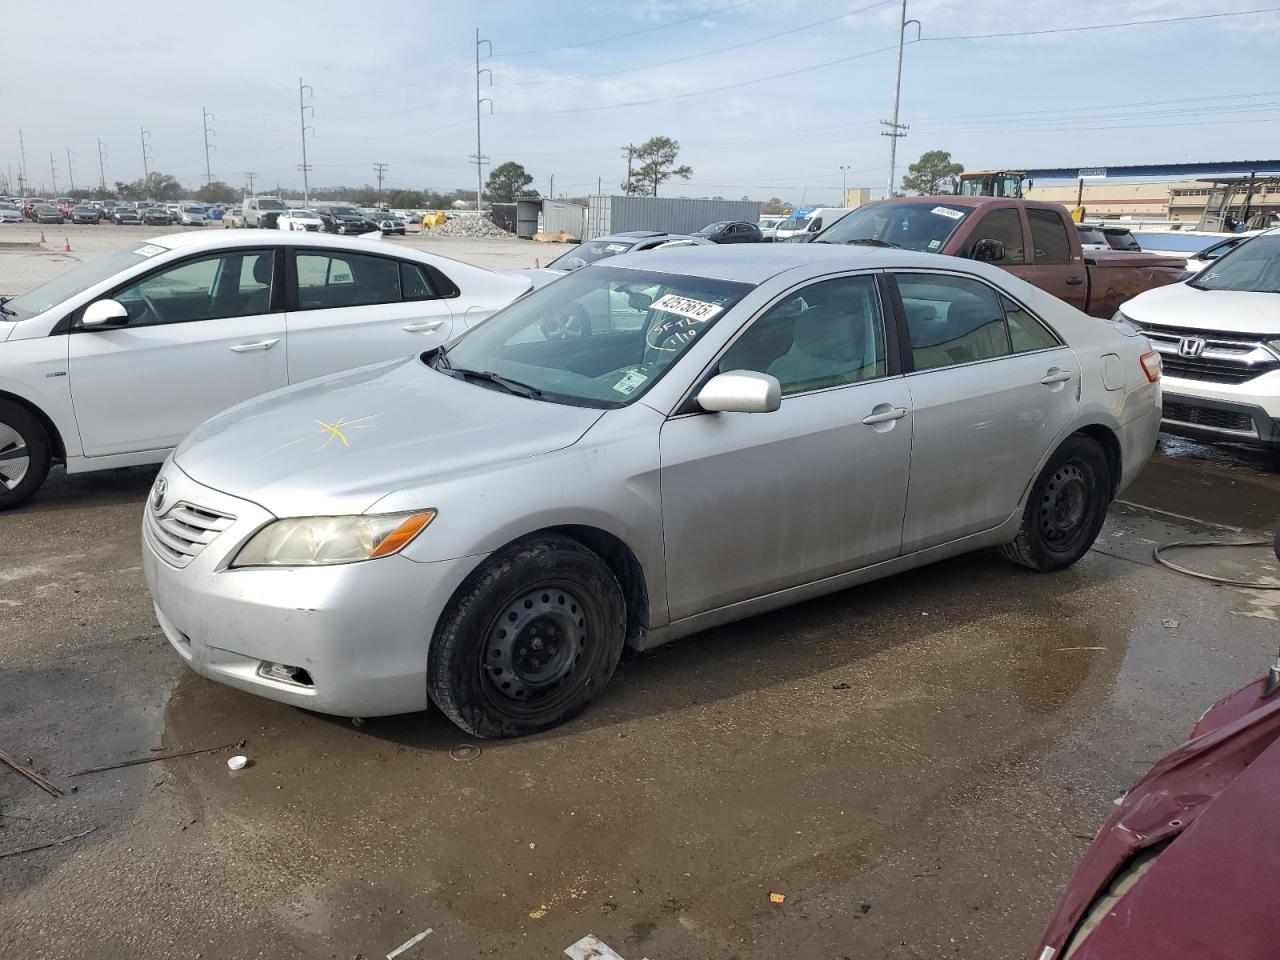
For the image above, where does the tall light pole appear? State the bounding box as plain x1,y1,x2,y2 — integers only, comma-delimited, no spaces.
840,164,850,200
298,78,314,205
17,128,27,195
881,0,920,198
97,138,108,194
140,127,153,185
471,28,493,213
202,107,217,185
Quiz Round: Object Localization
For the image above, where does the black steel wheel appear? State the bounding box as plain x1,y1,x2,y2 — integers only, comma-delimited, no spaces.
428,535,626,738
1001,435,1111,572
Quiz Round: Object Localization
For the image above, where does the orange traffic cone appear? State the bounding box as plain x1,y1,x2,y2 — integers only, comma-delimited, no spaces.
63,237,72,252
38,231,46,244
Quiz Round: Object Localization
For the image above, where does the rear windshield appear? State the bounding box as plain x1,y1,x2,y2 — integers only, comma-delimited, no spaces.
1190,234,1280,293
547,238,638,270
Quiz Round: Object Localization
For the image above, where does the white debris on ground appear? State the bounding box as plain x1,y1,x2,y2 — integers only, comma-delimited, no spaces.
425,215,513,239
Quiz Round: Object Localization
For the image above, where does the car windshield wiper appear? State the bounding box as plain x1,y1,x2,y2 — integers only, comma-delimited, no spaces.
842,237,902,248
450,366,544,399
0,297,14,318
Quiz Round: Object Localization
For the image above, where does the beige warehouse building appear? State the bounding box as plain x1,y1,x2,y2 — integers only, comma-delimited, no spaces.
1026,179,1280,223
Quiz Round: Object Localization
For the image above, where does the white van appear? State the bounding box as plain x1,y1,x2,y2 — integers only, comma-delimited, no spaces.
242,195,288,227
775,207,853,242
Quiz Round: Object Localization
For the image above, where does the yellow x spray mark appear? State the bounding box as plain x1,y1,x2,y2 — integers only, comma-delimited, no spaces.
314,416,374,448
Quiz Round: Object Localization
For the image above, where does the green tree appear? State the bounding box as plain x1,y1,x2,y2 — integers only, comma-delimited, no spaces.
385,188,425,209
761,197,792,215
114,172,185,201
486,161,537,203
624,136,693,197
900,150,964,196
194,180,237,204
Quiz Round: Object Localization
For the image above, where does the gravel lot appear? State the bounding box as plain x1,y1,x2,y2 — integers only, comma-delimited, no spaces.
2,224,1279,960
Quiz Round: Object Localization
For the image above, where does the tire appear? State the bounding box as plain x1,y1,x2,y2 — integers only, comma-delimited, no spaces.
0,399,53,511
1001,435,1111,572
428,534,626,739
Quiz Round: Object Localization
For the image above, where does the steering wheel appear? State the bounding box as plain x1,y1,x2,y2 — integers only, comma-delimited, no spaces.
134,289,163,326
539,304,590,340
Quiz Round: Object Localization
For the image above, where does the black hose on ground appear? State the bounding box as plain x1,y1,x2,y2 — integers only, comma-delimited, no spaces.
1152,536,1280,590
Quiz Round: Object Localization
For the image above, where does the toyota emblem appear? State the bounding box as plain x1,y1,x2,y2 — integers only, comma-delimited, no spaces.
151,477,168,513
1178,336,1207,359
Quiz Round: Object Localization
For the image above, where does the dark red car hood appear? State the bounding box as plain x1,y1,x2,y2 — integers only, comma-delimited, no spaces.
1035,679,1280,959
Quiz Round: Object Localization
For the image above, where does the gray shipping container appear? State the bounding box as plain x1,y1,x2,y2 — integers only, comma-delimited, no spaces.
541,200,587,240
585,195,760,239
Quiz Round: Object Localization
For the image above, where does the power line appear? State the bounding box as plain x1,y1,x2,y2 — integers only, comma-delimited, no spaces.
921,5,1280,41
503,42,898,115
326,92,472,122
499,0,758,57
373,161,388,202
499,0,895,86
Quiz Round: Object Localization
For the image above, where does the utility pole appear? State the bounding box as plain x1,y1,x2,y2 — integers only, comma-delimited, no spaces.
65,148,76,193
549,174,554,200
597,176,602,196
140,127,153,186
881,0,919,198
50,153,58,194
97,139,108,194
298,78,314,205
373,162,388,203
840,164,850,199
621,144,636,195
17,128,27,195
202,107,217,185
471,28,493,213
245,171,257,197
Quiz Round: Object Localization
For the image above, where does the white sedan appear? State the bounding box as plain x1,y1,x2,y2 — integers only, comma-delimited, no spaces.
277,208,325,232
0,230,532,508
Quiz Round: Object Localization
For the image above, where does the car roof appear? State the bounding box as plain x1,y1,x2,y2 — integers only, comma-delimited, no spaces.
611,230,667,239
606,242,989,284
146,229,391,251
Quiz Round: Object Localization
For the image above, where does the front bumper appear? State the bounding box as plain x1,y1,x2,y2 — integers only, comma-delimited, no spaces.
1160,373,1280,447
142,464,486,717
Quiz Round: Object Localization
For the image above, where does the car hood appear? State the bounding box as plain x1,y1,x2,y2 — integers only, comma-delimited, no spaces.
1036,679,1280,959
1124,282,1280,335
173,355,605,517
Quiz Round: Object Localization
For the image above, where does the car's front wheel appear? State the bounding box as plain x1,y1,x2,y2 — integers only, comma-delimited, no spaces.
0,399,53,511
1001,435,1111,572
428,534,627,738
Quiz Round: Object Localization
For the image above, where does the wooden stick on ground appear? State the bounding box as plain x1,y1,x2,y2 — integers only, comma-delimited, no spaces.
0,827,97,859
68,740,244,777
0,750,64,797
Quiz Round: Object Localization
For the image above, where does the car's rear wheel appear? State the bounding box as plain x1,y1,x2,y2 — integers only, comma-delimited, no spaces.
0,399,52,511
428,534,626,739
1000,435,1111,572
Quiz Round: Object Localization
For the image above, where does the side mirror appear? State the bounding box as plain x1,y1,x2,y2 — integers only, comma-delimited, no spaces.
972,238,1006,262
81,299,129,329
697,371,781,414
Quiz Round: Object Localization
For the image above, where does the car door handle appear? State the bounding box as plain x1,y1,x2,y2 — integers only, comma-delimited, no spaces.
1065,276,1084,286
1040,369,1074,385
229,338,280,353
861,405,908,425
402,320,445,333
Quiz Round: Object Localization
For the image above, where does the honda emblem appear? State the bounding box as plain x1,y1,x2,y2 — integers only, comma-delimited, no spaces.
1177,337,1206,358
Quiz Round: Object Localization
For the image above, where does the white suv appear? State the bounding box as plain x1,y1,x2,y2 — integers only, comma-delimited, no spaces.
1118,227,1280,447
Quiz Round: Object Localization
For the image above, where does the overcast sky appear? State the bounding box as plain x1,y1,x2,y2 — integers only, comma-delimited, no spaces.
5,0,1278,204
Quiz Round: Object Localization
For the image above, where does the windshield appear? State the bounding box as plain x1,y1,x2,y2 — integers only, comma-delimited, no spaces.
1129,232,1222,254
3,246,165,321
1077,227,1105,244
331,207,360,216
1191,234,1280,293
778,215,811,232
255,199,287,211
439,265,752,407
812,201,970,252
291,209,317,217
547,238,638,271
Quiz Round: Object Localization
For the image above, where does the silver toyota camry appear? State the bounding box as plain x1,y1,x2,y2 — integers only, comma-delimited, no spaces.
143,245,1162,738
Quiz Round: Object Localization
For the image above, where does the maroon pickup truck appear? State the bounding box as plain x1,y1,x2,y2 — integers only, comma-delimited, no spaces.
807,196,1185,318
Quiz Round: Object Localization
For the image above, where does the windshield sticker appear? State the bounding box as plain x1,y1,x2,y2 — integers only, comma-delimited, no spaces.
927,239,943,251
604,243,629,253
134,244,166,257
650,293,725,322
930,206,964,220
612,369,649,396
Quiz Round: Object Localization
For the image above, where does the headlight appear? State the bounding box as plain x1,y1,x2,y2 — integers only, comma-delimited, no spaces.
231,510,436,568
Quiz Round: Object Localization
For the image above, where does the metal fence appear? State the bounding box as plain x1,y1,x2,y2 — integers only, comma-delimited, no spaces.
585,196,760,238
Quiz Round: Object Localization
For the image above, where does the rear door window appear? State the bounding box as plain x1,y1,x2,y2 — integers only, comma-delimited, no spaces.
295,251,402,310
1027,208,1073,264
896,273,1011,370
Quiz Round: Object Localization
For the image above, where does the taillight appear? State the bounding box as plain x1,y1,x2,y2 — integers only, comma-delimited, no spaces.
1140,350,1162,382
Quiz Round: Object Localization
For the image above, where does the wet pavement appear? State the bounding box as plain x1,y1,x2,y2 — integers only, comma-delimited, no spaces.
2,434,1277,960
